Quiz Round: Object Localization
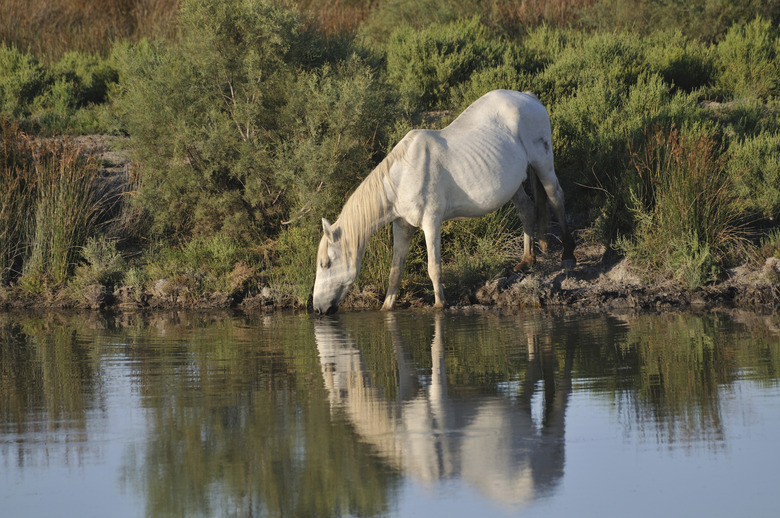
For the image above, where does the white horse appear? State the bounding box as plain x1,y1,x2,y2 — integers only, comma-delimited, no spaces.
313,90,575,315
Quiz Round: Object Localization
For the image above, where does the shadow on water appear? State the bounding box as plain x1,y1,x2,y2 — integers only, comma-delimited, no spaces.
1,309,779,517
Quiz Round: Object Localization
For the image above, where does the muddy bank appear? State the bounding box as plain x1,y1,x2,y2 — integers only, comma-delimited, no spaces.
111,243,780,312
344,242,780,313
2,239,778,313
469,248,780,312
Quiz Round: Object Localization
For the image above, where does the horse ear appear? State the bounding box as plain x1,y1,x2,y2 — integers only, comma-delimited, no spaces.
322,218,334,243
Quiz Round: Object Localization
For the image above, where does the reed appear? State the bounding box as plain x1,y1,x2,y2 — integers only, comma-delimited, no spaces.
0,120,36,283
20,138,104,292
619,125,747,288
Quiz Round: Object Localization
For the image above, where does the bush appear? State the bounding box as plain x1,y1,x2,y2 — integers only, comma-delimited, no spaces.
550,71,699,240
141,234,254,297
727,130,780,220
0,44,48,119
385,17,540,113
114,0,392,244
273,58,394,224
271,225,318,306
0,44,118,133
716,17,780,100
644,30,714,93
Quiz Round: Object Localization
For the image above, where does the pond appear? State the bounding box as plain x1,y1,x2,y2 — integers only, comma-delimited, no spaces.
1,309,779,517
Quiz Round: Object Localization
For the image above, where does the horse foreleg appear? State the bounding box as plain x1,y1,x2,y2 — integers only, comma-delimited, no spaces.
512,188,536,272
422,218,447,309
382,220,416,311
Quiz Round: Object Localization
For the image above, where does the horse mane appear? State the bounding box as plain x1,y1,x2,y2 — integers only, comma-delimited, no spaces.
335,138,410,263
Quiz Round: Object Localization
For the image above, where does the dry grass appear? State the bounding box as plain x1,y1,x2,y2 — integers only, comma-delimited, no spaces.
0,0,180,59
1,0,600,59
493,0,596,29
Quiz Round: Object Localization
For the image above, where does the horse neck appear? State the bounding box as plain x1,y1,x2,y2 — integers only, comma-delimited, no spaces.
335,170,396,264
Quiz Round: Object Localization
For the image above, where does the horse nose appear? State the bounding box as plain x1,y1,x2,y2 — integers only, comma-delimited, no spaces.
314,304,337,316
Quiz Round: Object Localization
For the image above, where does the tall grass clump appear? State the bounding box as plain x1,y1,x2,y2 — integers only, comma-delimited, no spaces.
20,139,104,292
618,125,745,288
0,120,36,283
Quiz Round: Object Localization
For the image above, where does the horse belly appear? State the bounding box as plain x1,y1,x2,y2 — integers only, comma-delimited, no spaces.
442,134,526,219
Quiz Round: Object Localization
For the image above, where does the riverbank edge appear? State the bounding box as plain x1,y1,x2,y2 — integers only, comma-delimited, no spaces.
2,241,778,313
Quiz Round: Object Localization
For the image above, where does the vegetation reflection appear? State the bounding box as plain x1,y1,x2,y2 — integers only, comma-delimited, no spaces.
0,309,778,516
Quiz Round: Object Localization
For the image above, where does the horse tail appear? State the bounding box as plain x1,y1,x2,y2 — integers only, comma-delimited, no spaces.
531,169,550,253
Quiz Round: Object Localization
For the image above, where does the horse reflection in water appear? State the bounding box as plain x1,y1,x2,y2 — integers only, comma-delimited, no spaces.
314,314,572,508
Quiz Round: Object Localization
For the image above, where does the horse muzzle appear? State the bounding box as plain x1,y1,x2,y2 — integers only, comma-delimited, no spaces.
313,303,338,316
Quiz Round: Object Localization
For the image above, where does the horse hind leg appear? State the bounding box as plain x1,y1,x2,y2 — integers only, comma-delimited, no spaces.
534,165,577,268
511,187,536,272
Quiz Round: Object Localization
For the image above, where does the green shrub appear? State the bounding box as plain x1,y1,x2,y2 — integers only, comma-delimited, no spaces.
271,224,318,306
0,44,48,119
141,234,252,297
0,44,117,133
359,0,485,45
274,58,394,224
549,69,700,243
68,236,126,303
760,228,780,259
645,30,714,93
442,207,520,300
579,0,780,43
535,31,648,104
727,130,780,220
114,0,391,244
716,17,780,100
385,17,540,112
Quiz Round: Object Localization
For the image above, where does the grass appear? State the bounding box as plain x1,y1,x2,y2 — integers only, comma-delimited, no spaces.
0,120,108,295
618,125,747,288
21,137,105,292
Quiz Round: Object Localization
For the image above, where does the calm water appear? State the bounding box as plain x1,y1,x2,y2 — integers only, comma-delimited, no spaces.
1,309,779,517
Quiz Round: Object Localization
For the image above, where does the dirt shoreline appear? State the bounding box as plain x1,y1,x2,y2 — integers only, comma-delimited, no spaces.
3,240,777,314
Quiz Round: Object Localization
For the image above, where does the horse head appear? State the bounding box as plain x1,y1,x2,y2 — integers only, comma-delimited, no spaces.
312,218,360,315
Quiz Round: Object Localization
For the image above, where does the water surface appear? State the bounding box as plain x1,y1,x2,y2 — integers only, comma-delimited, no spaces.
1,309,779,517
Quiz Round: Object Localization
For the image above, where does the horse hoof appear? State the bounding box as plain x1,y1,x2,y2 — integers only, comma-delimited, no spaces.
561,258,577,269
513,259,534,273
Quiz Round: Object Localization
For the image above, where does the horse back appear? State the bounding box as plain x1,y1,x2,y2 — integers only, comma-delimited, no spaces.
390,90,554,222
446,90,553,164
